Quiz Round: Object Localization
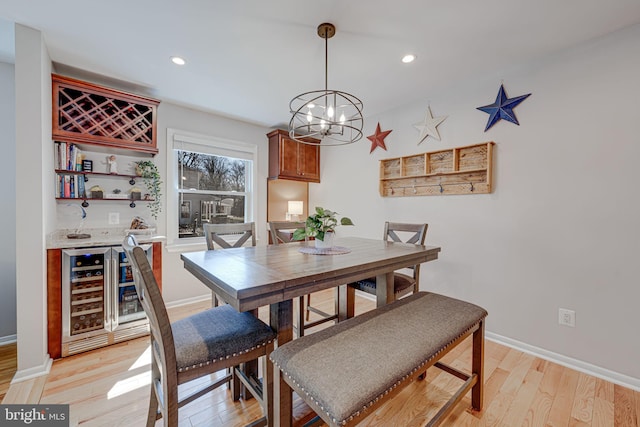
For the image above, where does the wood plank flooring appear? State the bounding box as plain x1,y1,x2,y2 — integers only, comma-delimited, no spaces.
0,342,17,402
3,290,640,426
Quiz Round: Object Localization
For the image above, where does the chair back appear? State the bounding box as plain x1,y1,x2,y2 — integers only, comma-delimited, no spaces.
204,222,256,250
268,221,305,245
384,222,429,280
123,235,177,412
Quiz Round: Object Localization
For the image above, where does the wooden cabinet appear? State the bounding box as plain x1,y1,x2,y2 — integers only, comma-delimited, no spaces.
46,242,162,359
268,129,320,182
52,74,160,155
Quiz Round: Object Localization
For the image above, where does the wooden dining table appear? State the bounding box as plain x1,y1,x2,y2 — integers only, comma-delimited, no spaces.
181,236,441,426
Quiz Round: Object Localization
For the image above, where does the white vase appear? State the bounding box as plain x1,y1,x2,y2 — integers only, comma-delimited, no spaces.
315,231,335,249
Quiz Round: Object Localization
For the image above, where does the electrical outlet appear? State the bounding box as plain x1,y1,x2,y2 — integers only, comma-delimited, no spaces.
558,308,576,327
108,212,120,225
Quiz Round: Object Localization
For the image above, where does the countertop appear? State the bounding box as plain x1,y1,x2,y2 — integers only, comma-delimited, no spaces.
47,227,165,249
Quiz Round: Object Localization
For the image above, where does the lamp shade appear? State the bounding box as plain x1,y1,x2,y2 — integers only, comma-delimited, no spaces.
287,200,304,215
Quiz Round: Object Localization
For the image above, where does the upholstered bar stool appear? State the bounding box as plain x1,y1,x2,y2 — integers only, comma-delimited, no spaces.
123,235,275,427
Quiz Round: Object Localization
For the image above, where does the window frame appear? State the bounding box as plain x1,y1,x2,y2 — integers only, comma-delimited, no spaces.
166,128,257,252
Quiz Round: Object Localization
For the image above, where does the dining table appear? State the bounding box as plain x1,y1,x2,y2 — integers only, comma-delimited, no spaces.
181,236,441,426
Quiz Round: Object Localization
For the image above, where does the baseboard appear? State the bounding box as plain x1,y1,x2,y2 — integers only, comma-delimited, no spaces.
11,356,53,384
0,334,17,346
355,289,376,301
165,293,211,309
486,332,640,392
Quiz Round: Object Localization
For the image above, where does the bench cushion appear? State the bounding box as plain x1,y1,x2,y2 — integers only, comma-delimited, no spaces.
270,291,487,426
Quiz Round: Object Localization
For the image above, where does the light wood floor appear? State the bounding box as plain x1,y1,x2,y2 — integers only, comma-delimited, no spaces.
0,342,17,402
3,290,640,426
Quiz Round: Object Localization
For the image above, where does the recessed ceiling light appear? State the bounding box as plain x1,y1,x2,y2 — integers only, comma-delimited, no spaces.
402,54,416,64
171,56,186,66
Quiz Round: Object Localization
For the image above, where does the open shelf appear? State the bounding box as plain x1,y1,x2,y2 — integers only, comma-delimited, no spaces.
379,142,495,197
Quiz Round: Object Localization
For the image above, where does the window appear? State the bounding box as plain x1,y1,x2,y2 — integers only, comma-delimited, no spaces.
177,150,250,238
167,129,257,249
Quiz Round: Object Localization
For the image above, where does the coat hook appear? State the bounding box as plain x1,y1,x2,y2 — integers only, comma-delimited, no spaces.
390,187,395,195
413,185,417,194
469,182,474,192
439,183,444,193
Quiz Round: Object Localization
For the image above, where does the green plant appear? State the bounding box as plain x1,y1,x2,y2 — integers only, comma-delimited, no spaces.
293,206,354,241
135,160,162,219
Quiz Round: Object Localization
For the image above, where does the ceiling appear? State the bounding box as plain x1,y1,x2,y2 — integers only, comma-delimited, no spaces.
1,1,640,129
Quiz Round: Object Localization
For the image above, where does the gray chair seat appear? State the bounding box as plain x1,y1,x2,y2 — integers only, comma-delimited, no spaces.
173,304,276,372
348,222,428,302
350,272,414,296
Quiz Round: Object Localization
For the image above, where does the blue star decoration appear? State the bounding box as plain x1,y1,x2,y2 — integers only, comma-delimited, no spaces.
477,84,531,132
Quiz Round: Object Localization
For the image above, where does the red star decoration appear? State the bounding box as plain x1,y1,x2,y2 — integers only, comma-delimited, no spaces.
367,122,392,153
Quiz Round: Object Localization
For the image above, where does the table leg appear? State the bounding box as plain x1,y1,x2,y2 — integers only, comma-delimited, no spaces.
270,299,294,427
376,272,395,308
338,284,355,321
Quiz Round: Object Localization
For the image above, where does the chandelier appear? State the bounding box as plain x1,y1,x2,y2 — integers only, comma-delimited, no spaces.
288,23,364,146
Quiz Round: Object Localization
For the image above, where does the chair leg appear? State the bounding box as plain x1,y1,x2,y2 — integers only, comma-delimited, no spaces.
212,290,219,307
146,383,158,427
232,364,242,401
298,295,306,337
305,294,312,321
471,320,485,411
263,353,274,427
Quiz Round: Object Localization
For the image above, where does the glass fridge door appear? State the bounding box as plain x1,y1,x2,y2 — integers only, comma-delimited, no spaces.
62,248,111,339
111,245,152,328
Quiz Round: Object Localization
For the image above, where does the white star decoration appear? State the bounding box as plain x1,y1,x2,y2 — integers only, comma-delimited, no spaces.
413,106,447,144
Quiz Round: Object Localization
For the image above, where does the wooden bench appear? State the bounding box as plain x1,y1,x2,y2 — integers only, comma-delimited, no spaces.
270,291,488,427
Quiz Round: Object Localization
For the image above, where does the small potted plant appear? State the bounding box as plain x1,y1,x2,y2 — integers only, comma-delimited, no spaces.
293,206,354,248
134,160,162,219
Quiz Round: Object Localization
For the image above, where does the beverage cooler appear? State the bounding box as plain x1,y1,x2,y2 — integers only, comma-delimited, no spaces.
61,245,152,356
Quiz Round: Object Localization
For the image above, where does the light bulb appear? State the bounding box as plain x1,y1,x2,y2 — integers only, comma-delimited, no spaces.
320,119,326,129
339,113,346,124
327,105,334,119
306,111,313,123
402,54,416,63
307,103,315,109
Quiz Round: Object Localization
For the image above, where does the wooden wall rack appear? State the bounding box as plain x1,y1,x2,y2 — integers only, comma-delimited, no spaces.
379,142,494,197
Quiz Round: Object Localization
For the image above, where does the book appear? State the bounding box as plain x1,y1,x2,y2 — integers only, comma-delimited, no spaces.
78,175,86,198
63,175,70,198
75,147,83,171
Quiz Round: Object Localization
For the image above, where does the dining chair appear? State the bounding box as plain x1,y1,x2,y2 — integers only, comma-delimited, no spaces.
123,234,275,427
204,222,256,306
204,222,256,250
349,222,429,301
268,221,339,337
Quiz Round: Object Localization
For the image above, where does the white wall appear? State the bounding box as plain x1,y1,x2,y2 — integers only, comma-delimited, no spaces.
312,24,640,383
0,61,16,341
14,23,53,378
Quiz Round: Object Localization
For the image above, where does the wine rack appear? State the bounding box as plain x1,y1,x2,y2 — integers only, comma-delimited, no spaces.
52,74,159,154
69,253,106,335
